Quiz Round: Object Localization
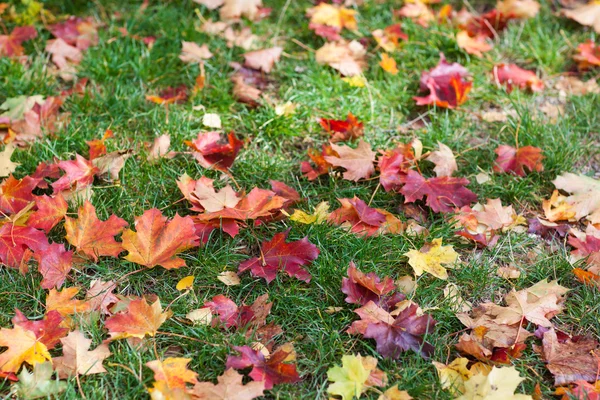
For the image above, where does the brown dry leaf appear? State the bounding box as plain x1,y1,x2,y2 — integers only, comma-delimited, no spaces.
221,0,263,21
54,330,111,378
223,27,258,50
497,0,540,18
315,40,367,77
0,144,19,177
497,266,521,279
147,134,176,162
217,271,241,286
427,142,457,177
443,283,472,312
324,139,376,181
243,47,282,73
548,173,600,223
93,150,132,181
378,385,413,400
555,76,600,96
562,2,600,33
186,307,213,325
179,41,213,63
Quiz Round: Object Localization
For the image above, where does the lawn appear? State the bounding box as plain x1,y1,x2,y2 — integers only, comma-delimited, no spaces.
1,0,600,398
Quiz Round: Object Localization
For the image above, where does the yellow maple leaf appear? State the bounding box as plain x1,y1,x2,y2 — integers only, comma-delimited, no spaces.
379,53,398,75
0,326,51,373
290,202,330,224
327,354,386,400
457,366,532,400
404,238,458,279
306,3,358,30
342,76,367,87
433,357,491,396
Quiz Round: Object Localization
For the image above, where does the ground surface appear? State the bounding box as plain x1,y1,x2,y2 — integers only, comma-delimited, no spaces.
1,0,600,399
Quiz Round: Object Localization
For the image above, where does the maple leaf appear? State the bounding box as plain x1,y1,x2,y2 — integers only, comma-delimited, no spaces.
380,53,399,75
179,41,213,63
64,201,128,260
48,16,98,50
547,173,600,224
52,154,99,192
53,330,111,378
348,301,436,358
556,380,600,400
426,142,457,177
320,112,364,143
85,280,118,315
396,1,434,27
372,24,408,52
13,361,67,399
0,174,39,215
146,85,189,105
563,2,600,34
122,208,199,270
341,262,405,309
45,38,83,81
433,357,491,396
0,144,20,178
35,243,73,289
146,357,198,394
377,144,415,192
328,197,387,236
315,40,367,77
327,354,387,400
105,298,171,341
192,368,265,400
147,134,175,162
573,40,600,70
12,310,68,350
185,131,244,171
541,328,600,386
493,64,544,92
290,201,330,225
0,325,51,373
400,170,477,213
404,238,459,279
0,95,45,121
46,287,90,319
28,194,68,233
0,26,37,57
0,224,49,270
497,0,540,18
456,31,492,57
243,47,283,73
494,145,544,177
93,150,132,182
239,230,319,283
457,366,532,400
226,345,301,390
301,144,337,180
464,9,514,38
191,181,241,212
306,3,358,32
414,54,472,109
324,140,376,181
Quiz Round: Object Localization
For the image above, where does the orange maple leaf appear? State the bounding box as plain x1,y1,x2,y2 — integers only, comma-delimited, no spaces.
121,208,199,270
0,326,51,373
64,201,128,261
105,298,171,341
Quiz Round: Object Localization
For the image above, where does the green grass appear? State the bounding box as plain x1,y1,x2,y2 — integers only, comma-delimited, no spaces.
1,0,600,398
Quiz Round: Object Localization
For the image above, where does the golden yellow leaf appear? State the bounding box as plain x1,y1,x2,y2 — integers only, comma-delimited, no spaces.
379,53,398,75
404,238,458,279
342,76,367,87
457,366,532,400
176,275,194,291
327,354,386,400
290,202,330,225
0,326,51,373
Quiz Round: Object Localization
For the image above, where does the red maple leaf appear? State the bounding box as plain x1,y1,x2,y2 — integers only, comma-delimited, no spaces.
328,197,387,236
568,235,600,259
0,175,39,215
64,201,128,260
226,345,301,390
341,262,405,310
493,145,544,176
348,301,436,358
35,243,73,289
31,162,61,189
400,170,477,213
0,224,48,270
238,231,319,283
28,194,68,233
300,144,337,180
12,309,68,350
574,40,600,70
309,23,341,41
269,180,300,208
146,85,188,105
122,208,199,270
52,154,99,193
86,129,113,160
464,9,513,38
493,63,544,92
319,112,364,142
205,294,273,330
185,131,244,171
414,54,471,109
377,144,415,192
0,26,37,57
48,16,98,50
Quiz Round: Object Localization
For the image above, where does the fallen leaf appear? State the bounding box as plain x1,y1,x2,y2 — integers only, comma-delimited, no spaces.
176,275,194,291
122,208,199,270
324,139,376,181
105,298,171,341
290,201,330,225
217,271,241,286
203,113,222,128
0,224,49,270
53,330,111,378
85,280,118,315
52,154,99,193
493,145,544,176
35,243,73,289
328,197,386,236
456,31,492,57
0,325,51,373
12,310,68,350
186,307,213,325
327,353,387,400
0,144,19,177
147,134,175,162
28,194,68,233
426,142,457,177
404,238,459,279
0,26,37,57
457,366,532,399
414,54,472,109
401,170,477,213
238,230,319,283
497,0,540,18
64,201,128,260
146,357,198,392
341,262,405,309
493,64,544,92
315,40,367,77
186,131,244,171
13,362,67,399
243,47,282,73
563,2,600,34
179,41,213,63
192,368,265,399
380,53,399,75
320,113,364,143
